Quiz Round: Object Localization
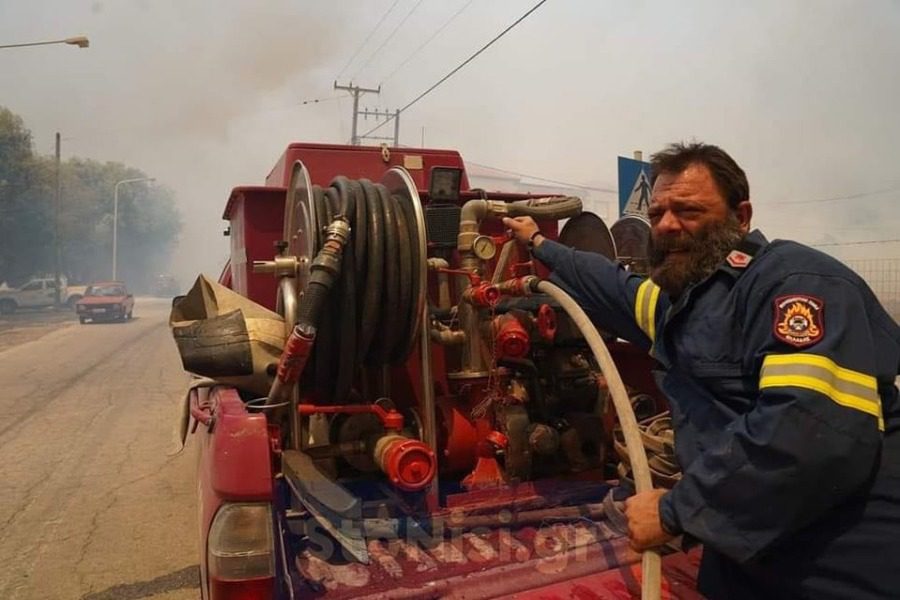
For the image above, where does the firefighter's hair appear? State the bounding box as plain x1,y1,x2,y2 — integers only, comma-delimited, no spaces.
650,142,749,210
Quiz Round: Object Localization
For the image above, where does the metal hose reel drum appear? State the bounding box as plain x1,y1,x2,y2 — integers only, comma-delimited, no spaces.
280,160,316,337
279,162,428,403
610,215,651,275
558,211,617,259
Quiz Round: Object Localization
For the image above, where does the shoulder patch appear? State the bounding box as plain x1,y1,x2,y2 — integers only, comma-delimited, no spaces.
726,250,753,268
773,295,824,348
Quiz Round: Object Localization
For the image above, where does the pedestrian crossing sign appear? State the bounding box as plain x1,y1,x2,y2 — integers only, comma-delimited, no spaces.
618,156,652,218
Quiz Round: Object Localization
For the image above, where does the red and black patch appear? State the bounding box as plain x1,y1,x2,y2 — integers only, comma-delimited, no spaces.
773,295,824,348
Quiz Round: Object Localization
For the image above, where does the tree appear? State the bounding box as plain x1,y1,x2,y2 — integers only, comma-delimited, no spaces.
59,158,181,290
0,107,45,284
0,106,182,290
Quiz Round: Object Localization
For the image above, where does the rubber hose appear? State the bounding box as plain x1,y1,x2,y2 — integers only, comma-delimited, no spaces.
302,177,420,400
390,192,413,362
357,180,384,363
374,184,401,364
313,187,338,402
332,178,360,404
535,280,662,600
295,277,331,326
333,176,367,281
396,191,422,360
506,196,583,220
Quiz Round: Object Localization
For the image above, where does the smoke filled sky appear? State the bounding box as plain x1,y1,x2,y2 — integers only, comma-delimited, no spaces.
1,0,898,284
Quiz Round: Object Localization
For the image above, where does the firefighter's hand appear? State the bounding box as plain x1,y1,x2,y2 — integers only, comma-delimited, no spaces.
623,489,674,551
502,217,544,248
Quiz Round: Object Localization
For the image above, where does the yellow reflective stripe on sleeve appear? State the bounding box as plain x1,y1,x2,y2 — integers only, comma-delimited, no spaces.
760,353,884,430
633,279,660,342
647,282,661,342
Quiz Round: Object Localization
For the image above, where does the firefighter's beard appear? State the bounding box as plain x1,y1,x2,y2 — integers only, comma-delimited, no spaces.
648,213,745,299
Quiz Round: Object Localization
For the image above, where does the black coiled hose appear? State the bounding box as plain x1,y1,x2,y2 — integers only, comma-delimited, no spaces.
307,177,421,403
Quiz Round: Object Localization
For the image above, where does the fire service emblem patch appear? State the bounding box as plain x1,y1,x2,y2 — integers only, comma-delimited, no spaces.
774,295,824,347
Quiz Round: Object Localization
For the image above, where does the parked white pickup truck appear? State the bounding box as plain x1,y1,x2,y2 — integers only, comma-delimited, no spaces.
0,277,88,314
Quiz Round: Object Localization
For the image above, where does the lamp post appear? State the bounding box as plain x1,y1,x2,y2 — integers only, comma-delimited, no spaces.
112,178,154,280
0,36,89,50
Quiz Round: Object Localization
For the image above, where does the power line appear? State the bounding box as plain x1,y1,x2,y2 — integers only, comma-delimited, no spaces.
777,184,900,205
381,0,477,84
299,96,343,106
812,238,900,247
467,161,616,193
351,0,427,82
358,0,550,140
336,0,403,79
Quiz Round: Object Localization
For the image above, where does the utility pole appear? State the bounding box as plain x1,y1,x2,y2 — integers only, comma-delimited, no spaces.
54,132,61,307
333,81,381,145
393,109,400,147
357,107,401,146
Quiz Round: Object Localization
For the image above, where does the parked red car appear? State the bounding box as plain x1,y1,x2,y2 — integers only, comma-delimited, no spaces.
75,281,134,323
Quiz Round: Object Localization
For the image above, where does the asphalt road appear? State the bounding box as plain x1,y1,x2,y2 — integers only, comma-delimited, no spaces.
0,298,201,600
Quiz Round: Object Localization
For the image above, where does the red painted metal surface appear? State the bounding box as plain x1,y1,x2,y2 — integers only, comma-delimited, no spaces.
437,399,479,474
264,143,471,191
195,387,273,599
222,186,286,310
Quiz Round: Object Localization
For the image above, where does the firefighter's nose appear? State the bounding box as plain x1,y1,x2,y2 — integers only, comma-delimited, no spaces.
654,210,682,236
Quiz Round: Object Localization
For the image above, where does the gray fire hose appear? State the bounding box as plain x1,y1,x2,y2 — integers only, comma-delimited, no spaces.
536,280,662,600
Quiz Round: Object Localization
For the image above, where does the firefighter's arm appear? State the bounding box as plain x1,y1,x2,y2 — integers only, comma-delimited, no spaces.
503,216,660,348
658,273,883,562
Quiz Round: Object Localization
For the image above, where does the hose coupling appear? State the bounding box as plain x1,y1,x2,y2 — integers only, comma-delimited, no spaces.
462,282,501,307
496,275,541,297
311,217,351,276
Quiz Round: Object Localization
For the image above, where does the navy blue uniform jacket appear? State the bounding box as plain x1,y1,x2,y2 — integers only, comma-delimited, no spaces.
534,230,900,599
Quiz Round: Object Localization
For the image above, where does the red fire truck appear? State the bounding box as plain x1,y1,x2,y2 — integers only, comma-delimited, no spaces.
178,142,700,599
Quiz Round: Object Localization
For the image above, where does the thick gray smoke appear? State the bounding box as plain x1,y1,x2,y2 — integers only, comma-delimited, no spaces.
0,0,897,290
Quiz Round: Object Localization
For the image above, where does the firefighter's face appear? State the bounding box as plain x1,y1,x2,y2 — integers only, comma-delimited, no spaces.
647,163,747,297
647,163,732,238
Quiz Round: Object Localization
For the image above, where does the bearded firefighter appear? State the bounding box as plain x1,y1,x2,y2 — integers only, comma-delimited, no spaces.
504,142,900,599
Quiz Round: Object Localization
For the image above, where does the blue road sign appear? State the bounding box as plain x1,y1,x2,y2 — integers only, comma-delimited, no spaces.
618,156,652,218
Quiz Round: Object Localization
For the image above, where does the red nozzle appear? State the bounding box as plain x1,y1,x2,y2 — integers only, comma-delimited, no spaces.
381,438,436,492
493,314,530,359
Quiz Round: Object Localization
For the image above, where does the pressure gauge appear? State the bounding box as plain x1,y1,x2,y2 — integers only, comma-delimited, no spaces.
472,235,497,260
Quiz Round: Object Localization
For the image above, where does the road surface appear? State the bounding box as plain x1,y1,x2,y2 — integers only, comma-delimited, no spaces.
0,298,200,600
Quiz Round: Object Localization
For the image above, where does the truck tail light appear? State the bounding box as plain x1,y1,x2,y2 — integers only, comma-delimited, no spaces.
208,502,275,598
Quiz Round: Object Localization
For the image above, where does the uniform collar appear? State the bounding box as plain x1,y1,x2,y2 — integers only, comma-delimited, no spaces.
716,229,769,280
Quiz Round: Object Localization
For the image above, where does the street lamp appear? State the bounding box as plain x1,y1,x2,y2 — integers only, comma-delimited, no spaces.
0,36,90,50
112,178,154,281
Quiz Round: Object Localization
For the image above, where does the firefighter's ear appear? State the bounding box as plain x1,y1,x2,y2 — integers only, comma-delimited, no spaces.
735,200,752,234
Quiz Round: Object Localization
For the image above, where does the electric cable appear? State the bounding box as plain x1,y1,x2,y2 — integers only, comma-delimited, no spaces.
350,0,428,82
772,184,900,206
812,238,900,247
299,96,343,106
336,0,404,79
381,0,476,84
358,0,550,139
